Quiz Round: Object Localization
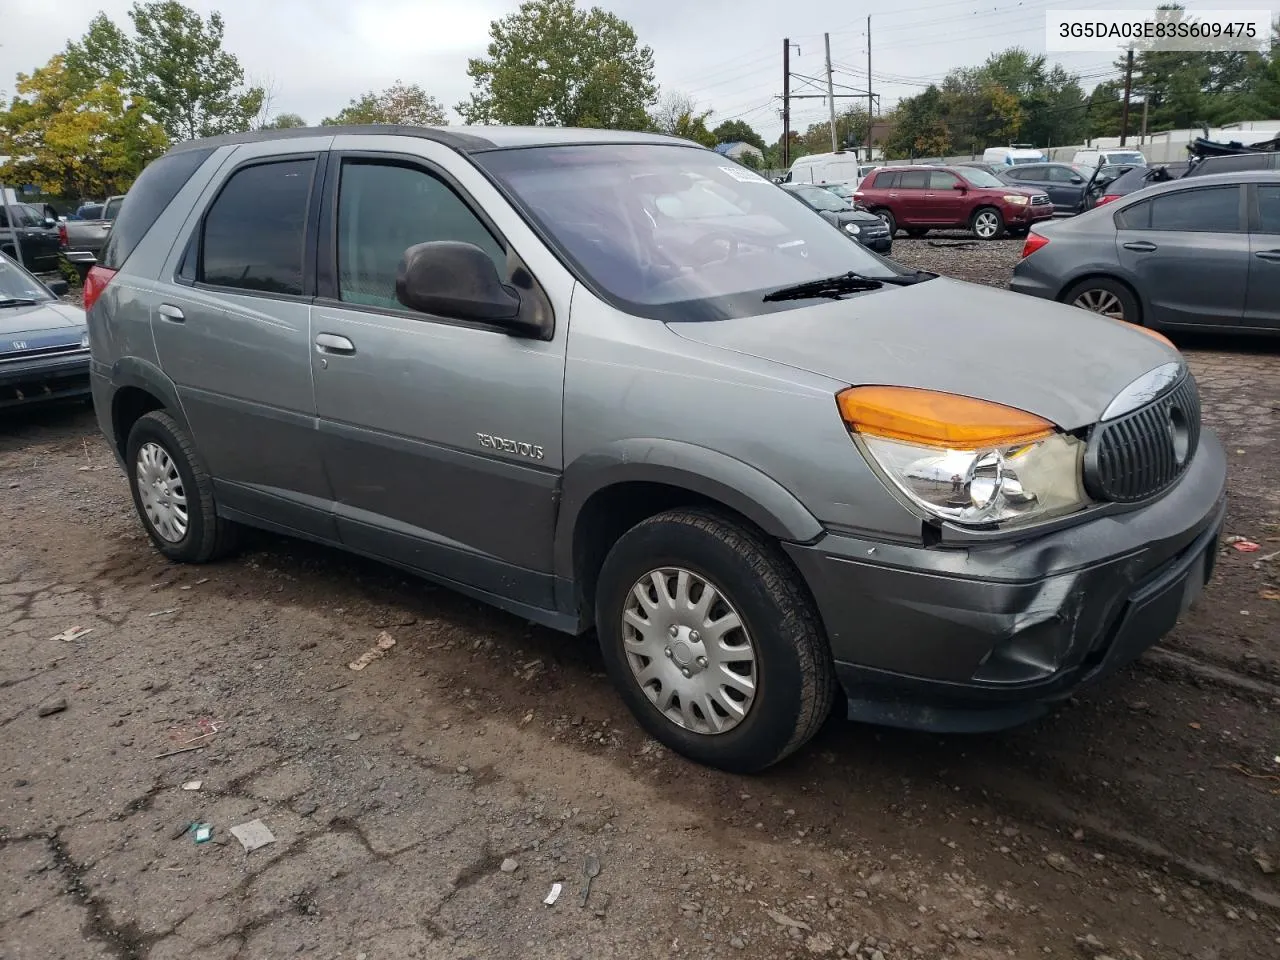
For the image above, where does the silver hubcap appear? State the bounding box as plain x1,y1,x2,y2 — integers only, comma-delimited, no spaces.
1073,288,1125,320
136,441,188,543
974,212,999,238
622,568,757,736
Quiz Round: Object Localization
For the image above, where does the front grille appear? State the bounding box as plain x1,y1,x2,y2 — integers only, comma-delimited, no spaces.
0,344,85,364
1084,373,1201,503
1030,194,1052,206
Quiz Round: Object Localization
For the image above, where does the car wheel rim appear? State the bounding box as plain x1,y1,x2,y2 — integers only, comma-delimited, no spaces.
877,213,892,228
1073,289,1125,320
974,212,999,237
621,567,757,736
136,441,189,543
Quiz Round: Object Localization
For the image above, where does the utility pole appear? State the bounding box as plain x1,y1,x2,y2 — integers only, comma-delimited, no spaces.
824,32,838,153
1120,47,1134,146
866,16,874,162
782,38,792,169
1140,92,1149,145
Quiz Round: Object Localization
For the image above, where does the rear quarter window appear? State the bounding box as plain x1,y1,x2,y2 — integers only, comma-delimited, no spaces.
871,171,898,188
101,147,216,270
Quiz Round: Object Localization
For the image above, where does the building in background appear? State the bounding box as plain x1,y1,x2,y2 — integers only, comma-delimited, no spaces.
713,141,765,164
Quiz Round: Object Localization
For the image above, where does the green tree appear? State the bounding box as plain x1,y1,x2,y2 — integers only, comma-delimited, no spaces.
711,119,766,151
0,55,167,200
263,112,307,129
322,81,447,126
798,105,871,155
458,0,656,128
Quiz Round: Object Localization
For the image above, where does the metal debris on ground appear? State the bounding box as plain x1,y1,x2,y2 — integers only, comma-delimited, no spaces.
1226,536,1260,552
229,818,276,852
348,631,396,671
543,882,562,906
193,824,213,844
148,608,179,617
579,853,600,906
49,626,92,642
154,745,206,760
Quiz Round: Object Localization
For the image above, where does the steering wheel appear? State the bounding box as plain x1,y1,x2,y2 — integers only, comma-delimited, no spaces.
690,230,740,266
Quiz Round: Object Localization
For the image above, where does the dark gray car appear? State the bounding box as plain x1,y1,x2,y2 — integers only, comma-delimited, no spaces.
1000,162,1094,214
782,183,893,252
86,126,1226,772
1011,170,1279,334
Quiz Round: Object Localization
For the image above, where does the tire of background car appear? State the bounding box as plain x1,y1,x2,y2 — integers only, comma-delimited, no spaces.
905,228,928,238
873,209,896,236
1061,277,1142,325
969,206,1005,240
125,410,239,563
594,508,835,774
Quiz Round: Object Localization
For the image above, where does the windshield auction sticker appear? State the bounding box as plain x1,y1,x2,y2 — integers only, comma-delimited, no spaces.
1047,9,1272,52
719,165,769,183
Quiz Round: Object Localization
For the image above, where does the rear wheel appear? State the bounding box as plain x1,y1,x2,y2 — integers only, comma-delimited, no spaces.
1062,277,1141,325
595,509,835,773
905,228,928,238
970,207,1005,240
873,209,896,236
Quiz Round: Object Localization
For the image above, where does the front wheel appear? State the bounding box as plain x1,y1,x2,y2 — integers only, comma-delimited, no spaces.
905,228,928,238
126,411,239,563
595,509,835,773
873,209,897,237
970,207,1005,240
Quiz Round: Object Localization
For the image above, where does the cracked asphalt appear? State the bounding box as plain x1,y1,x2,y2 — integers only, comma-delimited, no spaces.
3,252,1280,960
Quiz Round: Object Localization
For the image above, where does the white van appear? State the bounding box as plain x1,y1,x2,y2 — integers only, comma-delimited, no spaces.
785,151,872,187
982,145,1045,166
1072,148,1148,168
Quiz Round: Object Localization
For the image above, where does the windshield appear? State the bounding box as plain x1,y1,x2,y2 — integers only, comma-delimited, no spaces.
791,185,850,212
1106,152,1146,166
477,144,905,322
2,204,42,227
0,254,53,301
956,168,1005,188
104,196,124,220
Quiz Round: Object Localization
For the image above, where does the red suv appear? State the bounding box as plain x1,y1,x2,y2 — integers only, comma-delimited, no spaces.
853,165,1053,241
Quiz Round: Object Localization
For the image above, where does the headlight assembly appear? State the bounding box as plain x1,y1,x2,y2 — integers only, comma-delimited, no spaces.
1003,194,1029,206
844,223,860,235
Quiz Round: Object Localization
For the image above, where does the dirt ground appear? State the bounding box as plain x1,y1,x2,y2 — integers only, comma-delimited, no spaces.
3,239,1279,960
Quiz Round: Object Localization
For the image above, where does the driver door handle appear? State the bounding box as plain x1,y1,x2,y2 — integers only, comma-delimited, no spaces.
1123,240,1158,252
1255,249,1280,262
157,304,184,322
314,333,355,355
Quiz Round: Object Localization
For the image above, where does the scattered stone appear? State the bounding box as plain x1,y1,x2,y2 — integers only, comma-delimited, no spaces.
229,818,276,853
344,732,361,742
1072,828,1086,842
1252,845,1275,875
965,929,982,941
805,932,834,954
729,937,746,951
765,909,811,932
36,697,67,717
1075,933,1107,956
456,765,470,774
1046,852,1081,875
501,858,519,873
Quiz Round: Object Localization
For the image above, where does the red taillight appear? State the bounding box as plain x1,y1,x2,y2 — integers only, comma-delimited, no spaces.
1021,232,1050,259
1096,194,1122,206
83,265,117,312
58,223,68,248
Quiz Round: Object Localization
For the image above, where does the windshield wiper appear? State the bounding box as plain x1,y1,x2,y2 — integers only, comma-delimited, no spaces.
763,272,883,302
0,298,40,308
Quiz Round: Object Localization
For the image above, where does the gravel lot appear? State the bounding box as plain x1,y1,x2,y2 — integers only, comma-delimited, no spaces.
3,246,1279,960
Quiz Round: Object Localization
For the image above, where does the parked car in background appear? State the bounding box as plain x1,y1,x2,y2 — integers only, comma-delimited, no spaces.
87,126,1225,772
0,202,61,273
785,151,874,188
59,194,126,276
1011,170,1278,334
782,183,893,252
999,162,1094,215
0,251,85,408
982,145,1045,166
954,161,1006,177
855,164,1053,239
1184,151,1280,178
71,203,104,220
1080,163,1187,211
1072,148,1147,168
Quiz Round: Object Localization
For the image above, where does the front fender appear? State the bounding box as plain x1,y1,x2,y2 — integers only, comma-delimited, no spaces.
553,437,824,582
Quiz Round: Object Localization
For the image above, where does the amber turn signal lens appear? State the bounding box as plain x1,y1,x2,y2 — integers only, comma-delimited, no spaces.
837,386,1056,448
1128,324,1176,349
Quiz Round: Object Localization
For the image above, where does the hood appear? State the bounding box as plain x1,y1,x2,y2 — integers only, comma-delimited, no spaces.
667,277,1177,430
834,209,884,225
0,301,86,339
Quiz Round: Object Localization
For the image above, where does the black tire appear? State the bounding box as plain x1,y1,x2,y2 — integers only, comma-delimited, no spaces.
1061,277,1142,326
905,228,928,238
595,508,835,774
969,206,1005,240
873,209,896,236
125,410,238,563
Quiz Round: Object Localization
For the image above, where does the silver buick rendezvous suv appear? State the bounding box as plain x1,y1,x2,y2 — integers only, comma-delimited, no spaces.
86,126,1226,772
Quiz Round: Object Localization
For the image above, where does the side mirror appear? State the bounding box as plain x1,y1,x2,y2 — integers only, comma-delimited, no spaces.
46,279,69,297
395,241,524,328
1070,176,1084,184
43,218,57,229
952,182,967,191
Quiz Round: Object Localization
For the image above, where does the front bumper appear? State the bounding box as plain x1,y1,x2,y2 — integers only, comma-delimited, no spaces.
859,235,892,253
1008,203,1055,226
0,352,91,408
785,429,1228,732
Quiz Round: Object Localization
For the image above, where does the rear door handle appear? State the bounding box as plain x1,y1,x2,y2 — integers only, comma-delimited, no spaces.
314,333,355,355
1123,241,1158,252
1254,249,1280,262
157,304,184,322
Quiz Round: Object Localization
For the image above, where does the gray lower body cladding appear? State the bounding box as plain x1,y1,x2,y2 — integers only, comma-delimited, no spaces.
785,429,1228,732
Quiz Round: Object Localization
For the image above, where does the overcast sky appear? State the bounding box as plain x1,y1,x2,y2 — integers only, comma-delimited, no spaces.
0,0,1263,142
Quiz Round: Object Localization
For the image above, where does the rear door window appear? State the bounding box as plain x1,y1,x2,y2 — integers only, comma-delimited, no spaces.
1148,186,1242,232
897,171,929,189
1256,185,1280,233
200,158,316,296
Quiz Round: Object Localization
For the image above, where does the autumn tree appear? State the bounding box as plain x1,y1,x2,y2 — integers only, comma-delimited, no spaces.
0,56,167,199
263,113,307,129
322,81,447,126
459,0,657,128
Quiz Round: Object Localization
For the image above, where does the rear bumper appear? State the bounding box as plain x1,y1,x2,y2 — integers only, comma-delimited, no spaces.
784,429,1228,732
0,353,91,408
1008,271,1057,300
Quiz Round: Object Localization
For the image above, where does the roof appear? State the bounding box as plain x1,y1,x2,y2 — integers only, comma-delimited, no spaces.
1130,168,1280,197
167,125,691,155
